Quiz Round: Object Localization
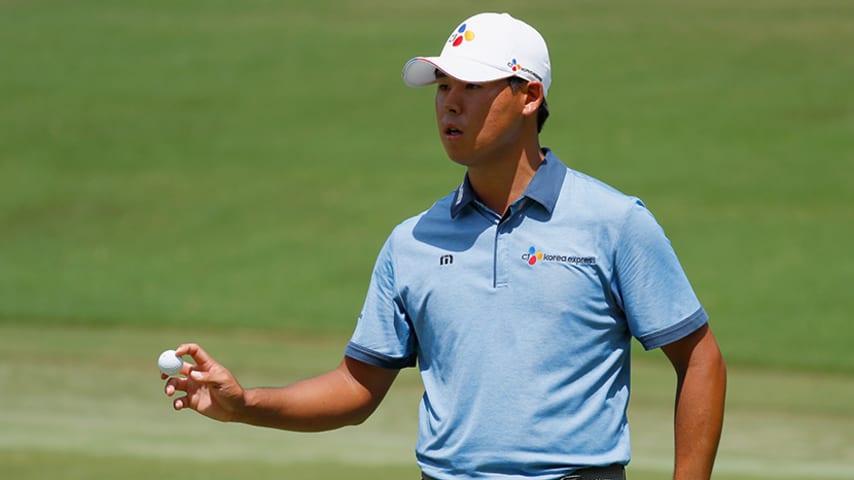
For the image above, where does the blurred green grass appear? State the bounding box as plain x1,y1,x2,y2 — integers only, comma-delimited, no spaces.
1,324,852,479
0,0,854,372
1,1,853,478
2,0,852,372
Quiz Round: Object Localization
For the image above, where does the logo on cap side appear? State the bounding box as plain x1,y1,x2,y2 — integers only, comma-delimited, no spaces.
449,23,475,47
507,58,544,83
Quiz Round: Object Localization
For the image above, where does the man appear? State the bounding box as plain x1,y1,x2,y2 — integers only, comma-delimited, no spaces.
163,12,726,480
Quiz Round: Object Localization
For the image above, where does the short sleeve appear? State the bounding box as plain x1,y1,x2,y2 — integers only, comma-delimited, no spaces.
345,236,417,369
614,201,708,350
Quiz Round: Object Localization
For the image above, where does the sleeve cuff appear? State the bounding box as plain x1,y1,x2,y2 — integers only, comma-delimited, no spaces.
637,307,709,350
345,342,416,369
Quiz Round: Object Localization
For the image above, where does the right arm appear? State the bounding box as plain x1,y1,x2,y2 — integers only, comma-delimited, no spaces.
164,343,400,432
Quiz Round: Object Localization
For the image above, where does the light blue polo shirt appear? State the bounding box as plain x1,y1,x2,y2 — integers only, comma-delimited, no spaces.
346,149,707,479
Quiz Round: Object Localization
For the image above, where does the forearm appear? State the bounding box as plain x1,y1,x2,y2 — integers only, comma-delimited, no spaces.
234,358,398,432
238,369,371,431
672,346,727,479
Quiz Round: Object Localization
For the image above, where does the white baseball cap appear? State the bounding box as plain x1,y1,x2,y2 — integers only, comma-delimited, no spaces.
402,12,552,97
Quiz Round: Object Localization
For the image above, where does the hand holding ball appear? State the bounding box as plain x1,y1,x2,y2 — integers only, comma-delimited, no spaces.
158,349,184,376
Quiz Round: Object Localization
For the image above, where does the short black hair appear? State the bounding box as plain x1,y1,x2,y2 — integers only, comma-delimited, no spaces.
508,76,549,133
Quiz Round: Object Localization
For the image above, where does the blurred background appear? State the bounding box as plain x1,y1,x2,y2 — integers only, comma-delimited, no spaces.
1,1,852,479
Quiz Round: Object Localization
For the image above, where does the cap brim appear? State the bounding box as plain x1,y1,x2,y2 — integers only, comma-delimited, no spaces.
402,56,513,88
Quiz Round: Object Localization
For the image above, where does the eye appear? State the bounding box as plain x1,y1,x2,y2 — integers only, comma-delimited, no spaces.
465,83,482,90
437,83,450,92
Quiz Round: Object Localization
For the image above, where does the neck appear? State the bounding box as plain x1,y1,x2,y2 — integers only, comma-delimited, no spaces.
467,144,545,216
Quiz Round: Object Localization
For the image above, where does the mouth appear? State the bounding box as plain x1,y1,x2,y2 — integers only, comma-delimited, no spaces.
444,125,463,137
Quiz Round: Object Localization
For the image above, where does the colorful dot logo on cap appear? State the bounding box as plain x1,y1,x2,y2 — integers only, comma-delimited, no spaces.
449,23,475,47
508,58,521,72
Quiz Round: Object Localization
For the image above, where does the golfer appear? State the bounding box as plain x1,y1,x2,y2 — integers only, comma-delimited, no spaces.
163,12,726,480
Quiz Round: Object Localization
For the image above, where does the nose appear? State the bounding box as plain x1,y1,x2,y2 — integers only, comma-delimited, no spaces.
444,98,460,115
438,87,461,116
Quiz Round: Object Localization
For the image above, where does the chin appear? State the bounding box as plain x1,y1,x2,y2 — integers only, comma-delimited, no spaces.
440,146,467,164
445,153,473,167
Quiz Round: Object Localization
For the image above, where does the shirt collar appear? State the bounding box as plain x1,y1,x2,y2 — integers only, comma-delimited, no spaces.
450,148,567,218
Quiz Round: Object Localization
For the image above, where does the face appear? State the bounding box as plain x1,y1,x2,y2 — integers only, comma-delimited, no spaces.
434,74,528,167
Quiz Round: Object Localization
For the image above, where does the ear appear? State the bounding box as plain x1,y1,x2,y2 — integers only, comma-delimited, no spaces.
521,81,544,117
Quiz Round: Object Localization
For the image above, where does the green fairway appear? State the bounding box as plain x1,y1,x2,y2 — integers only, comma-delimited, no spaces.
1,0,853,478
1,324,852,479
2,0,852,371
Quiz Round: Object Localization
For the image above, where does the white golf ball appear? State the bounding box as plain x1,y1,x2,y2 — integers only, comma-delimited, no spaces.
158,349,184,376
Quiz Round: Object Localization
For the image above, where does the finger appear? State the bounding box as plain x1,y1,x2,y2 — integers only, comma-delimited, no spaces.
176,343,214,368
178,360,194,377
188,368,210,383
164,376,188,397
173,395,188,411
